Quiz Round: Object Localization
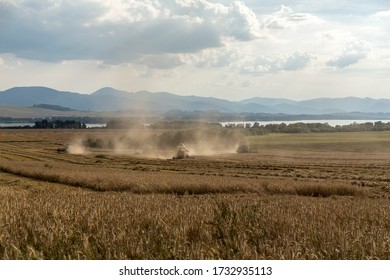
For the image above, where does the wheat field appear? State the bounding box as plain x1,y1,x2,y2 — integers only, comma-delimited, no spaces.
0,129,389,259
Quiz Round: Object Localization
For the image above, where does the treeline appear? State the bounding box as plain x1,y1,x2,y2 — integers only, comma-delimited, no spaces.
225,121,390,135
34,120,86,129
150,121,221,129
104,119,390,134
163,110,390,122
104,120,222,129
0,116,107,124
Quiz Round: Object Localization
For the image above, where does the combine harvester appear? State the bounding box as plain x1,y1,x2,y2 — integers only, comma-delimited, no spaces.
173,143,191,159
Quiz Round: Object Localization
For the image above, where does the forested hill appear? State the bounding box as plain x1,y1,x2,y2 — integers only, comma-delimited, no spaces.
1,86,390,114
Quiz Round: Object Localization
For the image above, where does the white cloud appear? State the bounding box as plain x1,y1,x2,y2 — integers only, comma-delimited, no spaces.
240,79,254,88
193,48,238,68
327,41,371,68
136,54,185,69
372,10,390,19
0,56,5,68
283,52,313,71
163,0,262,40
194,46,313,75
370,10,390,40
236,52,313,75
224,1,261,40
97,0,162,23
261,5,321,29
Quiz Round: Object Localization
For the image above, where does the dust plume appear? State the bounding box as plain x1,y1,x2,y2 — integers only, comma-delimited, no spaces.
66,124,249,159
66,139,88,155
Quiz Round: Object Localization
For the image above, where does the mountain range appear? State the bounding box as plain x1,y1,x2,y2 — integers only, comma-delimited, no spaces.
1,86,390,114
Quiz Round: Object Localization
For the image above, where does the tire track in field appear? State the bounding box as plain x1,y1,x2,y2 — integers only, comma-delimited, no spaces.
2,138,389,186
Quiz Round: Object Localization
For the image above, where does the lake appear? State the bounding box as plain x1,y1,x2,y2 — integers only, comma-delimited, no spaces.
220,120,390,127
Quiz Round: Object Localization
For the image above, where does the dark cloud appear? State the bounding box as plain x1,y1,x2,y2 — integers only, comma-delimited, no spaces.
0,0,106,61
0,0,261,64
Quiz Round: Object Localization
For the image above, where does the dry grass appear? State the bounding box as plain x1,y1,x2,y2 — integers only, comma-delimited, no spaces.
0,174,388,260
0,129,389,259
0,159,368,197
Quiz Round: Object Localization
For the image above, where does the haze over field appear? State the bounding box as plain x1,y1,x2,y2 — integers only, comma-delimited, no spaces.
0,0,389,101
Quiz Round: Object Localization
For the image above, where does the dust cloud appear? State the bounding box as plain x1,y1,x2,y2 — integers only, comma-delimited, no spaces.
66,139,88,155
66,126,248,159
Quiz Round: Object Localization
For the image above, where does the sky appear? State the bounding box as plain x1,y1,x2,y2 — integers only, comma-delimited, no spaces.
0,0,389,101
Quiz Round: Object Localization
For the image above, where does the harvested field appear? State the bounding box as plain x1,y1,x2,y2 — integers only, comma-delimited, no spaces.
0,129,389,259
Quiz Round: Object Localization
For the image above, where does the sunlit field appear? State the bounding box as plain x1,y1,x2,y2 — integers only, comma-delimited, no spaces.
0,129,389,259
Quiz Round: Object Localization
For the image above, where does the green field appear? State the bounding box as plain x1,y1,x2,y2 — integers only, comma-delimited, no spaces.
248,131,390,153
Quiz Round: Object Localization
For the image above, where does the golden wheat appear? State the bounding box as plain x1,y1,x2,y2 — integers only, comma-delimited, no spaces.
0,174,388,259
0,129,389,259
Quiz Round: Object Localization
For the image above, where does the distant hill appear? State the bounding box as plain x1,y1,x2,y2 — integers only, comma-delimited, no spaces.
1,86,390,114
32,104,73,111
239,96,390,114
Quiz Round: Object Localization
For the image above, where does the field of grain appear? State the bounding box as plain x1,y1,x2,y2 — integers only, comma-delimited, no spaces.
0,129,389,259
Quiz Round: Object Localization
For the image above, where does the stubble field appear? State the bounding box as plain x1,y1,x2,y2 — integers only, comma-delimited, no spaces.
0,129,389,259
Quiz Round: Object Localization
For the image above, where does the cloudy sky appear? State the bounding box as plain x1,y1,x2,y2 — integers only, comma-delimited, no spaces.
0,0,389,100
